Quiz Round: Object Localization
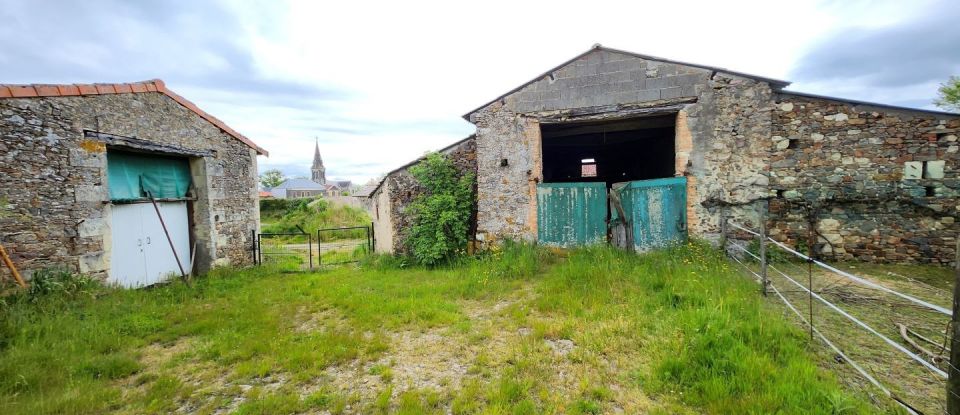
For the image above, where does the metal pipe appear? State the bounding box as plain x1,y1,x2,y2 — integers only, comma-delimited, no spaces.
147,192,188,285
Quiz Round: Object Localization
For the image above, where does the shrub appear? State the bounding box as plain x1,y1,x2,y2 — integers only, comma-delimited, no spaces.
406,152,474,266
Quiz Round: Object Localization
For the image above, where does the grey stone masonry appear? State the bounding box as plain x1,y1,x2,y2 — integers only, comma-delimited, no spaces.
504,50,711,114
470,48,775,247
0,91,260,280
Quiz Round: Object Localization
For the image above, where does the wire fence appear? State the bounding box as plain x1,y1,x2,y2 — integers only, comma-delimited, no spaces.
720,204,955,415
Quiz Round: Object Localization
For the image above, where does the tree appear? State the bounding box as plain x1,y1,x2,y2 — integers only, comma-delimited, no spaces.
259,169,285,189
935,76,960,112
407,153,474,266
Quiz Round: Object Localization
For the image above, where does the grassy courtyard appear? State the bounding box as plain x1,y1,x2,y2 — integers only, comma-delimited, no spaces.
0,243,892,414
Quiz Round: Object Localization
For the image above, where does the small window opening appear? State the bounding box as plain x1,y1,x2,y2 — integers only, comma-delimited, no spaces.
921,161,929,178
581,163,597,177
925,186,936,197
787,138,799,150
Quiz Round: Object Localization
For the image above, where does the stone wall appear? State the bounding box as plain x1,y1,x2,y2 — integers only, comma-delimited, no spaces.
370,137,477,254
768,93,960,263
469,48,774,246
0,92,260,280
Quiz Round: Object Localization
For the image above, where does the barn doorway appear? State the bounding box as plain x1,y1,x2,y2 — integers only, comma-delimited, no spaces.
540,114,676,185
106,150,193,287
536,114,687,250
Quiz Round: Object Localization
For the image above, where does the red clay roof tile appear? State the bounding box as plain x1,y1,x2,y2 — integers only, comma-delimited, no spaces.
95,84,116,94
57,85,81,96
34,85,60,96
0,79,267,155
9,86,38,97
76,84,98,95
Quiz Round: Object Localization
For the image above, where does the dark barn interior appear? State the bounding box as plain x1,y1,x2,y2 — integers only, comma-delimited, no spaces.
540,115,677,186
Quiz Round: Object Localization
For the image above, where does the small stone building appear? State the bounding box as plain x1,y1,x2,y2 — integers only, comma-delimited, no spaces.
370,136,476,254
461,45,960,263
0,80,266,286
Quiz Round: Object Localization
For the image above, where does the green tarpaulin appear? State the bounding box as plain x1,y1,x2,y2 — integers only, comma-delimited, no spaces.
107,151,191,201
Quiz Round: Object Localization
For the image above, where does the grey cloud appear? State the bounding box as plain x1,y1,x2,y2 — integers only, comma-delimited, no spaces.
790,2,960,91
0,0,348,105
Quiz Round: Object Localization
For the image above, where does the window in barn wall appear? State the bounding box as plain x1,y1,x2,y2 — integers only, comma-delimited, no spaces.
581,158,597,178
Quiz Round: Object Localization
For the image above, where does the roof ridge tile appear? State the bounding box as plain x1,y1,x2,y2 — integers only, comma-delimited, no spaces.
0,79,267,155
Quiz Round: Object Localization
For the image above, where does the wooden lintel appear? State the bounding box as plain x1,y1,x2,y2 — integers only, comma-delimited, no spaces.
84,130,214,158
535,100,695,124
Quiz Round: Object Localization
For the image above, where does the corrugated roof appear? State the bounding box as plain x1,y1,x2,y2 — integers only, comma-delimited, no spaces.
0,79,268,155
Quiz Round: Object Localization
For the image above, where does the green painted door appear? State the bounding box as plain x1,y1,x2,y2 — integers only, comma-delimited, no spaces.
536,182,607,247
613,177,687,251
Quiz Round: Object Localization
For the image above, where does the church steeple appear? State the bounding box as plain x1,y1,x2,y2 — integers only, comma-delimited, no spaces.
311,138,326,185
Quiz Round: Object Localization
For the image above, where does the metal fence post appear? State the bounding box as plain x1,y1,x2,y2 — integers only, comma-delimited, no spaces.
807,218,815,341
949,236,960,414
719,206,728,254
759,201,769,297
251,229,257,265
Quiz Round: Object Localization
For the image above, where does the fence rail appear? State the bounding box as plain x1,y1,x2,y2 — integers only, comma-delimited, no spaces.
250,223,374,271
721,210,954,414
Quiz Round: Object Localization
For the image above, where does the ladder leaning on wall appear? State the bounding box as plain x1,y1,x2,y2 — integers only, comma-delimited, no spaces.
0,243,28,288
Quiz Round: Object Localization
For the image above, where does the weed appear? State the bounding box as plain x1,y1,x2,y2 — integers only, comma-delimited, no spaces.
0,243,886,414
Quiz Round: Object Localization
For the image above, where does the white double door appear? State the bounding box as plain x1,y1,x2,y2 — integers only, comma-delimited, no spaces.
109,202,190,288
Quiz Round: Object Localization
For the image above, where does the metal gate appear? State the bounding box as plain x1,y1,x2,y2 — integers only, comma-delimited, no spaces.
611,177,687,251
252,230,315,271
316,226,372,266
536,182,608,247
251,224,373,270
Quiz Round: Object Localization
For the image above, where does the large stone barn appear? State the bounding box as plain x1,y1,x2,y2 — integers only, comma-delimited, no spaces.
457,45,959,263
0,80,266,287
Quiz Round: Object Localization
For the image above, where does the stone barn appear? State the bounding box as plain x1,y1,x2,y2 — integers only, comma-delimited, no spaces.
462,45,960,263
0,80,266,287
370,135,476,254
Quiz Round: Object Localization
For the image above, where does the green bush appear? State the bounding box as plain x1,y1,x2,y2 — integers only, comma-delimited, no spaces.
406,152,474,266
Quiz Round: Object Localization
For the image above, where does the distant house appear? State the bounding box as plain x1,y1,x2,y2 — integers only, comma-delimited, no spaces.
269,178,326,199
258,190,273,198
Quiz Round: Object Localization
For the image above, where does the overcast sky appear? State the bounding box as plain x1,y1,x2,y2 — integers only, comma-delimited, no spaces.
2,0,958,183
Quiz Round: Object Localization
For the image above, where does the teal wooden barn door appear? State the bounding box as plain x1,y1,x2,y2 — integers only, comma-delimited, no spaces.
616,177,688,251
536,183,608,247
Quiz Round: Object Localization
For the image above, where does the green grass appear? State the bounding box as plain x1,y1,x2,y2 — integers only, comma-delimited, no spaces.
0,242,890,414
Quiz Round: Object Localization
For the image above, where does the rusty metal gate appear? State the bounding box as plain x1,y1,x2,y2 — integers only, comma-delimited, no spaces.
536,182,608,247
611,177,687,251
537,178,687,250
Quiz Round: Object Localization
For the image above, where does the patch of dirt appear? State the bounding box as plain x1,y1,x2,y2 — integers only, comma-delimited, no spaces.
139,337,196,369
294,305,348,333
545,338,575,356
